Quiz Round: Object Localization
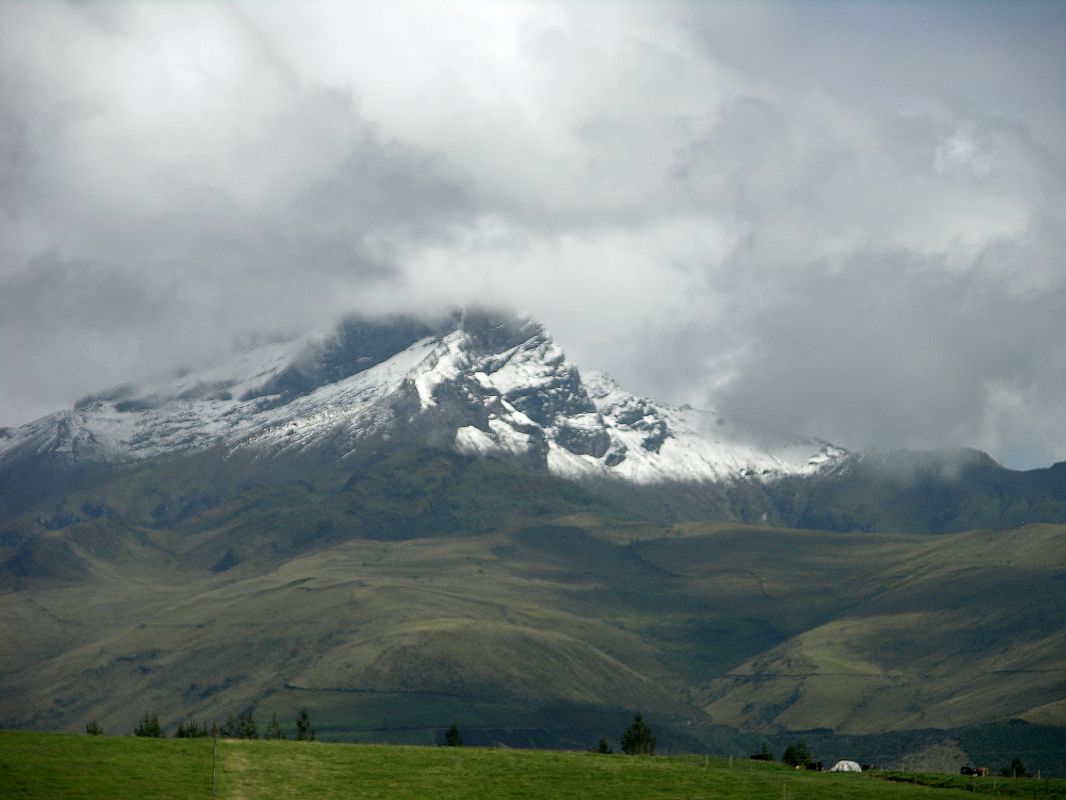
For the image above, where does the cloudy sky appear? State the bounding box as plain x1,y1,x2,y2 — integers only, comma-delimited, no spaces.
2,1,1065,469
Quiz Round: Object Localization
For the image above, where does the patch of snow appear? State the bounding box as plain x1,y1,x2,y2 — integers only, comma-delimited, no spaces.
487,418,534,455
455,419,533,458
545,440,601,479
455,425,496,456
414,331,469,410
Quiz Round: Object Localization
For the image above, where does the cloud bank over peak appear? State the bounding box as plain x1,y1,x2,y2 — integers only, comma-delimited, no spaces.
1,1,1064,469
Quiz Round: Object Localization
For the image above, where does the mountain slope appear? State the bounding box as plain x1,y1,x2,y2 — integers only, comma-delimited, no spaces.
1,485,1063,747
777,449,1066,533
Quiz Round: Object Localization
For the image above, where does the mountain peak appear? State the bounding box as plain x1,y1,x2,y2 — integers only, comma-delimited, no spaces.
454,307,545,355
0,309,846,485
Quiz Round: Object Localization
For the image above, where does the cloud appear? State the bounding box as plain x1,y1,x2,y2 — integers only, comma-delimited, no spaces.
1,1,1064,469
0,1,476,421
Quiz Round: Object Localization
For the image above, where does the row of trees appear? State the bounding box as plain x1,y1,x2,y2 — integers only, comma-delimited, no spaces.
110,713,654,754
105,712,652,755
91,712,1035,777
438,715,656,755
84,708,317,740
751,740,813,766
94,711,454,745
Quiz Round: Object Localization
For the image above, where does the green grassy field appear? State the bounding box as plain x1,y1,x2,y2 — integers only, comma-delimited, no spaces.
0,732,212,799
4,731,1064,800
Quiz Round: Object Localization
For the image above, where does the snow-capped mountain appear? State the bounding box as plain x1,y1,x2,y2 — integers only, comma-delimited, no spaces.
0,310,846,484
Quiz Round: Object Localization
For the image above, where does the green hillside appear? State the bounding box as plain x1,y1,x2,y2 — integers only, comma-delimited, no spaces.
5,731,1064,800
2,449,1064,773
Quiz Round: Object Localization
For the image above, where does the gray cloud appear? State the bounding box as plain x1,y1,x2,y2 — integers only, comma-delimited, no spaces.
0,1,477,423
1,1,1064,469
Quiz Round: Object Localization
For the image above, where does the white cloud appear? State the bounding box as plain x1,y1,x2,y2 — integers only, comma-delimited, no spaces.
1,1,1064,469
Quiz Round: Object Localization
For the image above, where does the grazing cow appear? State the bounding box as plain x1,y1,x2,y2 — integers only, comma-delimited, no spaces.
861,764,873,771
961,767,989,777
749,752,772,761
806,761,823,771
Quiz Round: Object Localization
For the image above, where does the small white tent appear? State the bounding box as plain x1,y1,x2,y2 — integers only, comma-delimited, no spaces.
829,760,862,772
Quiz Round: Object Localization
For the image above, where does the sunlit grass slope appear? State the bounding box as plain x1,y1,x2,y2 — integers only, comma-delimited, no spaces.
0,731,211,799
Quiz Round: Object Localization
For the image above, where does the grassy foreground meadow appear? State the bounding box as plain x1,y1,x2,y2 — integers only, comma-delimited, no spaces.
3,732,1065,800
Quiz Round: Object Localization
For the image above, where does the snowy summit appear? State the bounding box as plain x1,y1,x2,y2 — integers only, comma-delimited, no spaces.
0,310,845,485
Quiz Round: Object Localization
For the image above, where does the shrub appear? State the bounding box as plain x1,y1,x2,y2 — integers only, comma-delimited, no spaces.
444,723,463,747
295,707,315,741
1001,757,1029,778
237,711,258,740
783,741,811,767
175,720,210,738
264,712,285,740
133,711,162,738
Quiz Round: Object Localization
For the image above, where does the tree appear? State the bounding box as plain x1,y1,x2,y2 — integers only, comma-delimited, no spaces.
619,714,656,756
264,712,285,740
1001,757,1029,778
133,711,162,738
295,707,315,741
237,711,258,740
783,741,811,767
444,723,463,747
85,720,103,736
596,737,612,754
